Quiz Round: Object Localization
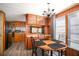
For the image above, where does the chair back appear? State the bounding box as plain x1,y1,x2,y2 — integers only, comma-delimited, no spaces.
58,34,66,44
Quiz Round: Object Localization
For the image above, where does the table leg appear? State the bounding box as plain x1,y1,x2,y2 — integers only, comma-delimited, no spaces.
61,50,63,56
51,51,53,56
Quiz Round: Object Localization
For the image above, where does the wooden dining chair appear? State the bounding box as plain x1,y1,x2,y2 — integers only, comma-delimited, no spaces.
57,34,66,56
31,37,37,56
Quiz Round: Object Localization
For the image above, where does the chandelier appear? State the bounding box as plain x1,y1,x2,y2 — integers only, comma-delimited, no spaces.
43,3,55,17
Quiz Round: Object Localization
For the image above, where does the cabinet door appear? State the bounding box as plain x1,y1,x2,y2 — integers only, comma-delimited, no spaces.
0,14,4,55
37,16,45,26
27,14,36,25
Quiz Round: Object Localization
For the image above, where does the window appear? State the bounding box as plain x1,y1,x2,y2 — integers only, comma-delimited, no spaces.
38,28,42,34
30,26,44,34
31,27,38,33
68,10,79,51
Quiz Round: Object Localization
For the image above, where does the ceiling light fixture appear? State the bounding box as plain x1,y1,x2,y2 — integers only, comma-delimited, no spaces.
42,3,55,17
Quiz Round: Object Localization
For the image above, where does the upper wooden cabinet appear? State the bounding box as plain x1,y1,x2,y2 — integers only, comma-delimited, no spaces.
15,22,26,27
7,21,26,28
37,16,46,26
27,14,36,25
26,14,47,26
26,14,51,34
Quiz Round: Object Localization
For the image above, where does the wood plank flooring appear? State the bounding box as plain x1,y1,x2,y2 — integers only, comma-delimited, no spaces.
4,42,32,56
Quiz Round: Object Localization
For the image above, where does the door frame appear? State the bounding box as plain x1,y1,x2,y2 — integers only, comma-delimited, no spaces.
0,10,6,55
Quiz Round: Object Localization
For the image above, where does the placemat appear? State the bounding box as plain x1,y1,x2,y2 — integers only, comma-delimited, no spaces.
35,40,46,46
48,43,65,49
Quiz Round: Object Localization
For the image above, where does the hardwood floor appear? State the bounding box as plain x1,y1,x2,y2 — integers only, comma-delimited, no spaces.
4,42,32,56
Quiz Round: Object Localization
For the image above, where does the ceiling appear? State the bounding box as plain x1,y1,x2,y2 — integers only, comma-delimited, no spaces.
0,0,78,21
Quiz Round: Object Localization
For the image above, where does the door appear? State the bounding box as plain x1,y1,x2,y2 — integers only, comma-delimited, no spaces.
0,12,4,55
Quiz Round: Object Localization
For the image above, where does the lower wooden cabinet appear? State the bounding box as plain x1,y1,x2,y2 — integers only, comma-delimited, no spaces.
65,47,79,56
14,33,25,42
24,37,32,49
8,32,25,43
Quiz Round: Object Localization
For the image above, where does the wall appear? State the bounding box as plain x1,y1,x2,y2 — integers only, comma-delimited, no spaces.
55,4,79,55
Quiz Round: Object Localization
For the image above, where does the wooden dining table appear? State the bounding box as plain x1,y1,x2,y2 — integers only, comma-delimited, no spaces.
35,40,67,56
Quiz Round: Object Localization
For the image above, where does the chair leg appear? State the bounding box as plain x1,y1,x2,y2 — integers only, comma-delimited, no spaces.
35,48,37,56
32,51,37,56
35,51,37,56
32,51,33,56
41,49,44,56
32,48,37,56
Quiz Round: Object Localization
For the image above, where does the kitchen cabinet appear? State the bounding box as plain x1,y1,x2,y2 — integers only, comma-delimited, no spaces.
27,14,36,25
24,37,32,49
14,32,25,42
37,16,46,26
8,21,26,28
25,14,51,49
